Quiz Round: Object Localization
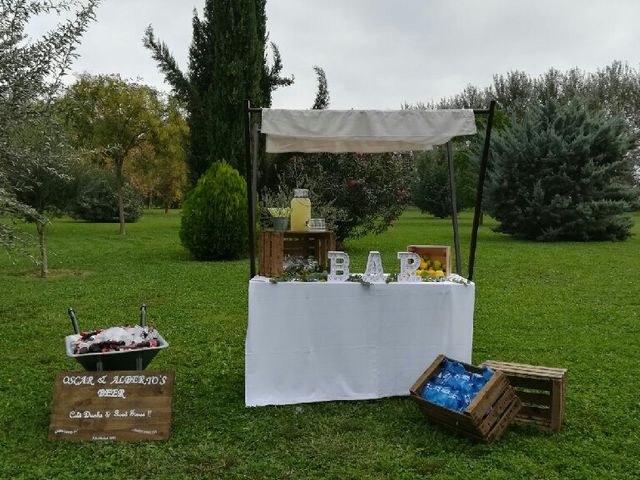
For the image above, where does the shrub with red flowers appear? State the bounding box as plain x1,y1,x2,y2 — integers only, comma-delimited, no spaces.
274,152,415,242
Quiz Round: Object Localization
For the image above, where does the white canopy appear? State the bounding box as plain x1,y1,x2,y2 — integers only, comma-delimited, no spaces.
261,109,477,153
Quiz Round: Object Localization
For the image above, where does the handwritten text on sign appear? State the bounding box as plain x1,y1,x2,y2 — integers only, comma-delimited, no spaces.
49,371,174,441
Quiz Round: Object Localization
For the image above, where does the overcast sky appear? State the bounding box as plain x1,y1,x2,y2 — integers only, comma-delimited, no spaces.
30,0,640,109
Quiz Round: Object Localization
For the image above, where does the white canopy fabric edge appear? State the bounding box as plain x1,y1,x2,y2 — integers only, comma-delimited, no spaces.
262,109,477,153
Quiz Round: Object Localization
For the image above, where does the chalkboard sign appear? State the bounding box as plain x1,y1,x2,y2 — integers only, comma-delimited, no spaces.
49,371,174,441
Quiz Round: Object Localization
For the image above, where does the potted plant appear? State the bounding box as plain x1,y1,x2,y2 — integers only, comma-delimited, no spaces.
262,189,291,231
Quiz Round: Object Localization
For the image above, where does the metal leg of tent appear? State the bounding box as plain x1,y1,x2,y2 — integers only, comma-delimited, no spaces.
467,100,496,282
446,141,462,274
245,101,256,278
250,123,259,267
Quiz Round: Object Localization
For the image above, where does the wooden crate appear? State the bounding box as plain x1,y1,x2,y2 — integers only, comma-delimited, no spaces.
481,360,567,432
410,354,522,443
408,245,451,275
259,231,336,278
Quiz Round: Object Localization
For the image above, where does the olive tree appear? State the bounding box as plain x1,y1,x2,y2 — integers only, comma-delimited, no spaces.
0,0,100,269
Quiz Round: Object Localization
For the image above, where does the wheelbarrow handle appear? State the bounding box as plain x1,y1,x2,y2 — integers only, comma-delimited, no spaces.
68,307,80,335
140,304,147,327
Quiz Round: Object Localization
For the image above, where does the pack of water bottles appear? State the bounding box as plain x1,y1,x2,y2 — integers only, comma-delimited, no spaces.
420,359,494,412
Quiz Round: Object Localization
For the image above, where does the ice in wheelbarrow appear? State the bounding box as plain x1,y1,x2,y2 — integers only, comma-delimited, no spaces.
71,325,161,354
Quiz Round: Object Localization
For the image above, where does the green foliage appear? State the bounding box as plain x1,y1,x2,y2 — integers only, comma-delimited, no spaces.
128,96,189,212
413,61,640,180
276,153,414,242
62,74,168,234
144,0,293,182
488,100,638,241
0,0,99,255
207,0,262,172
69,169,143,223
311,66,330,110
11,113,75,220
180,161,248,260
62,74,162,161
401,108,511,221
411,146,477,218
411,150,451,218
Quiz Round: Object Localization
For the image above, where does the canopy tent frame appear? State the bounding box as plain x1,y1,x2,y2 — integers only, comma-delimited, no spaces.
244,100,496,281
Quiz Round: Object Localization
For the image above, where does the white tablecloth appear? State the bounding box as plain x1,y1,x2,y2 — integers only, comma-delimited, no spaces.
245,278,475,406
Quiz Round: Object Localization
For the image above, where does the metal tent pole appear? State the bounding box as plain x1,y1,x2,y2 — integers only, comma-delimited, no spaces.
446,141,462,274
245,101,256,278
467,100,496,281
250,123,259,271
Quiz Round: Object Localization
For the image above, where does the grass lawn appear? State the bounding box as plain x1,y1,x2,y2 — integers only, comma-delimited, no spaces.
1,208,640,479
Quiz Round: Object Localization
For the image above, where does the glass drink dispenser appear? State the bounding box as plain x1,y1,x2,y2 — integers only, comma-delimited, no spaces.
290,189,311,232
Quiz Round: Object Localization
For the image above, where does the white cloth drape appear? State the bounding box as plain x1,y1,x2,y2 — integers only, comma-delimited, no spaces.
245,279,475,406
261,109,477,153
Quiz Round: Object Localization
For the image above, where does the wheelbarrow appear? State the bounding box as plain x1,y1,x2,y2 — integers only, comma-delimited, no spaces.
65,304,169,371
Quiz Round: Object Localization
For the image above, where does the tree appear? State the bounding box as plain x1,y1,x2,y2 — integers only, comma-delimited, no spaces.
62,74,163,235
411,147,471,219
144,0,293,182
275,152,415,242
402,102,510,222
311,66,329,110
128,97,189,212
68,167,144,223
12,113,75,277
180,161,248,260
0,0,100,262
487,100,638,241
417,62,640,179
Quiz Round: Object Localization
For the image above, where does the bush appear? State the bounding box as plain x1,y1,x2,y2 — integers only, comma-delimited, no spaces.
411,146,477,218
487,100,638,241
69,168,143,223
274,152,414,242
180,161,248,260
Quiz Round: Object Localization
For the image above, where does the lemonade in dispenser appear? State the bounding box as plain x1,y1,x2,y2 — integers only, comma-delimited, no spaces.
290,188,311,231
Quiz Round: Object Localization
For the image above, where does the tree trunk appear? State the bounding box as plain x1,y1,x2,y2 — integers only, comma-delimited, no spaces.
164,204,169,214
36,220,48,278
116,160,126,235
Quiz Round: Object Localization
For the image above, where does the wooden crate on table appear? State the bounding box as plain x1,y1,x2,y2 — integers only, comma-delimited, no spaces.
259,231,336,278
408,245,451,275
481,360,567,432
410,354,522,443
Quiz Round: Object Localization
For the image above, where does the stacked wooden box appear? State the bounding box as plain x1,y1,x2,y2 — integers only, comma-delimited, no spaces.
410,355,522,443
259,231,336,278
407,245,452,274
481,360,567,432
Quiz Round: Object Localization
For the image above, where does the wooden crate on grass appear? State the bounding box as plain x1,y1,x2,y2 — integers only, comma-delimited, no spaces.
407,245,451,274
259,231,336,278
481,360,567,432
410,354,522,443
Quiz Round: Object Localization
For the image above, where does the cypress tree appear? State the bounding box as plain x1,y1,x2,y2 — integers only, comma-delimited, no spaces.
144,0,292,183
311,66,330,110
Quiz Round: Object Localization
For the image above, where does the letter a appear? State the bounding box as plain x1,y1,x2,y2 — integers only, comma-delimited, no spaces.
363,251,385,283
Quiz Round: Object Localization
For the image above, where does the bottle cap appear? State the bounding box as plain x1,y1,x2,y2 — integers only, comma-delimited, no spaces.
293,188,309,198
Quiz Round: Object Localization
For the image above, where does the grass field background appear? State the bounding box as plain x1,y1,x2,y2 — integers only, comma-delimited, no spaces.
1,208,639,479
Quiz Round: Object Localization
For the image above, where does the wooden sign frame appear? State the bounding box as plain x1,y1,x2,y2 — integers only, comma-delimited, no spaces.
49,371,174,441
